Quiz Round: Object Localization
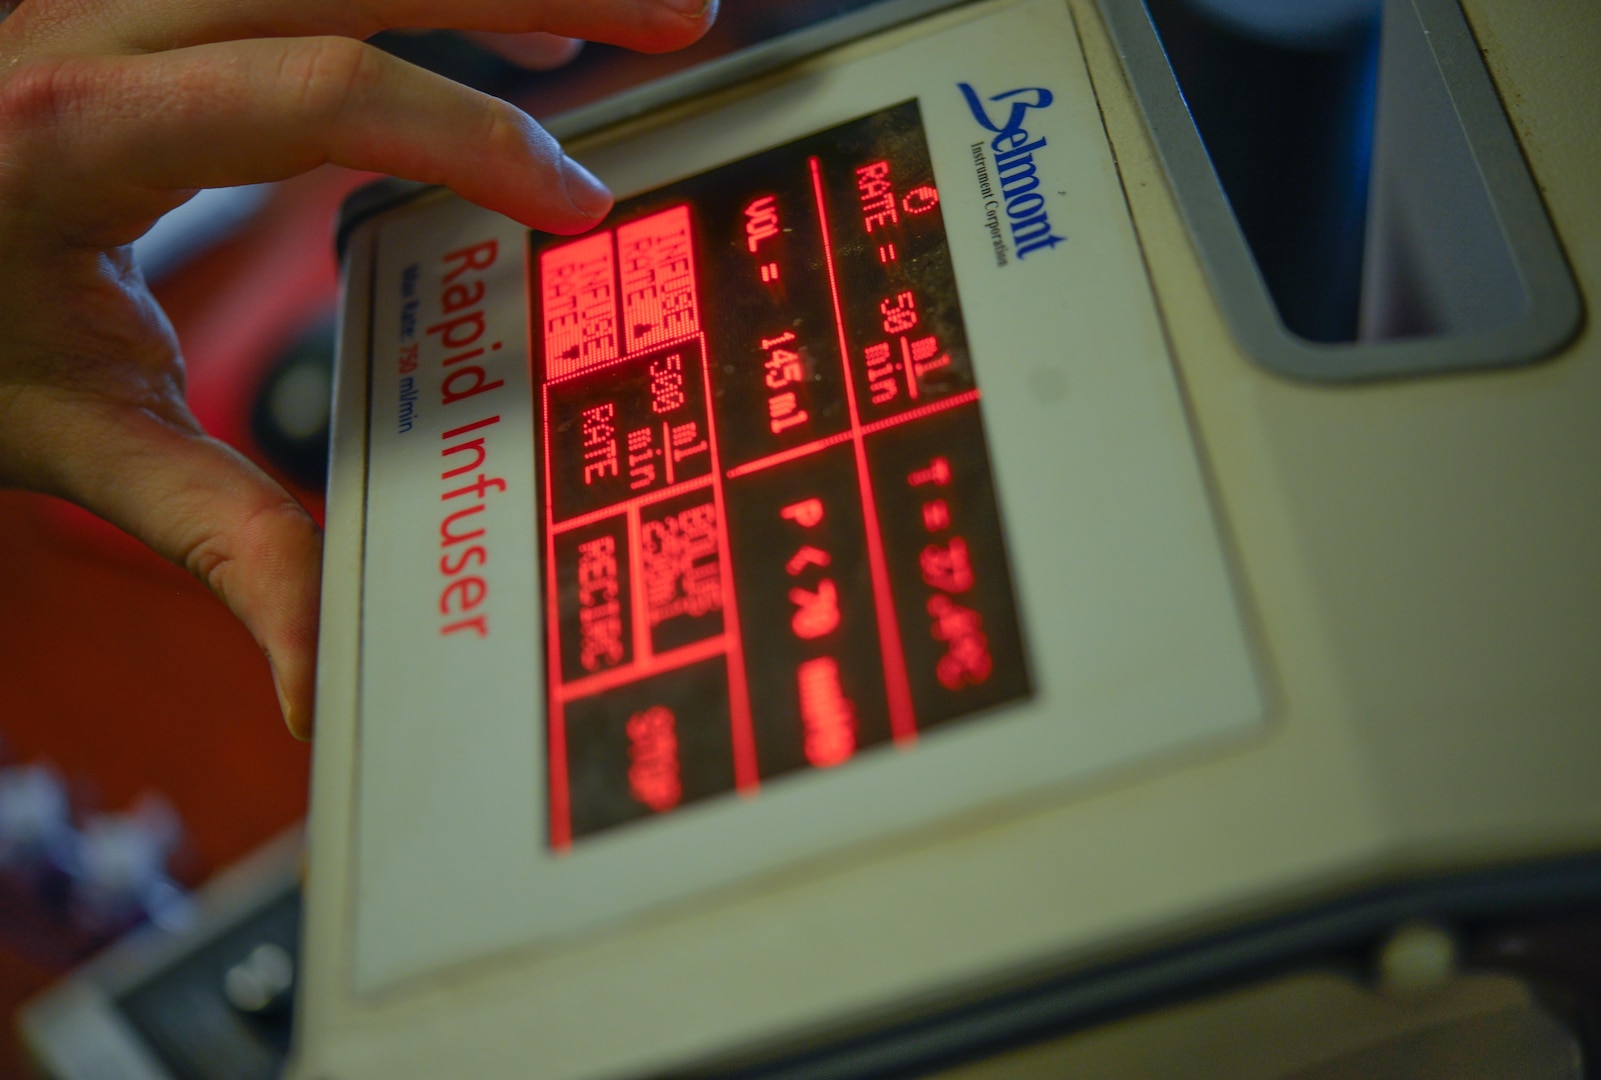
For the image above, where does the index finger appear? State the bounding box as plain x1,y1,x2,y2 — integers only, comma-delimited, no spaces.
8,0,716,60
11,40,615,240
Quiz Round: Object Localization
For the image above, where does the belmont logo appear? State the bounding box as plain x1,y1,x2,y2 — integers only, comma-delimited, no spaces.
959,83,1066,260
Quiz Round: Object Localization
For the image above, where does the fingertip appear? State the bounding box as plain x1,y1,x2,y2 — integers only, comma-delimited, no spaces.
32,398,325,741
205,499,322,743
556,154,613,229
269,655,314,741
637,0,720,52
464,31,585,71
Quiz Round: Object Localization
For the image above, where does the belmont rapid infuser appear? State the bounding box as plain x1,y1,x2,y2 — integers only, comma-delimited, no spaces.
292,0,1601,1076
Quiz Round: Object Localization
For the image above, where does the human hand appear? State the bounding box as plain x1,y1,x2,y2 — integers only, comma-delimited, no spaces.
0,0,717,739
462,30,586,70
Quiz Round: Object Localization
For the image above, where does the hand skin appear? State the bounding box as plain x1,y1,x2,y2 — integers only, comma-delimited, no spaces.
0,0,717,739
465,30,586,69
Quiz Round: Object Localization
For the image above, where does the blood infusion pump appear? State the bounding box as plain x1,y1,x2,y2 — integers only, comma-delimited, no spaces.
295,0,1601,1076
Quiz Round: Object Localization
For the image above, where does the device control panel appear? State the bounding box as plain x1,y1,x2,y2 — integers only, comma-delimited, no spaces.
531,102,1029,845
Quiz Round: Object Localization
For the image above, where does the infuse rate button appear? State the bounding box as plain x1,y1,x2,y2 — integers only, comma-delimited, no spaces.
617,205,700,357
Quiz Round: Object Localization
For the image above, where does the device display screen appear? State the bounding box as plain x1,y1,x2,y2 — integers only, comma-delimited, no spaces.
533,101,1030,846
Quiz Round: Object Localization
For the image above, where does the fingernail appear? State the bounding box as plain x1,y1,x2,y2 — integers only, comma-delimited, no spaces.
561,155,613,220
269,657,309,742
659,0,712,14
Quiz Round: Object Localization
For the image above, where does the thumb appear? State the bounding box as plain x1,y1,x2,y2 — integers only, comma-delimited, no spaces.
7,387,323,739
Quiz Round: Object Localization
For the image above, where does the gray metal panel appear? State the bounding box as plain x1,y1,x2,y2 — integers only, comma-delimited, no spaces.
542,0,977,142
693,853,1601,1079
1095,0,1582,382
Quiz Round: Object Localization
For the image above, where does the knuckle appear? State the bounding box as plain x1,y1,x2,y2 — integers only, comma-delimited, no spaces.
182,498,317,604
280,35,381,121
183,530,232,598
0,57,104,207
477,98,539,163
0,57,88,134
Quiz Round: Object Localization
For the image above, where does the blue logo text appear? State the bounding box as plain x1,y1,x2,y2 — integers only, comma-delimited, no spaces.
959,84,1066,260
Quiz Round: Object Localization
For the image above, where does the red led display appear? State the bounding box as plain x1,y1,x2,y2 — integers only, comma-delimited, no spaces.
532,102,1030,846
539,231,618,378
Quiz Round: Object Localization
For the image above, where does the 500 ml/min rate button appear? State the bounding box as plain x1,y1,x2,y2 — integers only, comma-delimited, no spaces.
546,338,715,523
